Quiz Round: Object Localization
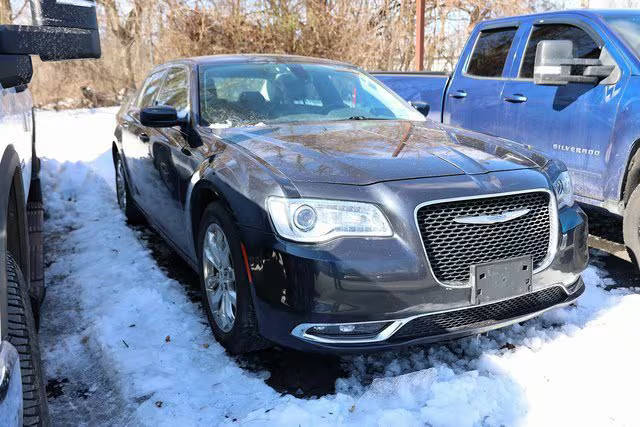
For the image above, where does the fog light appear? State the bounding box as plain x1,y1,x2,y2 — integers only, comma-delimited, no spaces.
306,321,391,338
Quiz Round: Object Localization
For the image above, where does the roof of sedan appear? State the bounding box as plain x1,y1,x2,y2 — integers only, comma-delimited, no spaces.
163,54,356,68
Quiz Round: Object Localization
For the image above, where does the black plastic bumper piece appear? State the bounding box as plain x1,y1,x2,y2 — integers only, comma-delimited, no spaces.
391,284,582,341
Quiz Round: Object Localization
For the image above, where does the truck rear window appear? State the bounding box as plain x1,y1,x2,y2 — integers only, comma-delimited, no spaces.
466,27,517,78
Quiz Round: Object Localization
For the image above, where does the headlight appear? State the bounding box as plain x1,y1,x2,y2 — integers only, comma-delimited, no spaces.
267,197,392,243
553,170,574,209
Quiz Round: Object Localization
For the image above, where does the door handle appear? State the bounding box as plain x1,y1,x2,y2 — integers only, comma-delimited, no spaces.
504,94,528,103
450,90,467,99
139,133,150,142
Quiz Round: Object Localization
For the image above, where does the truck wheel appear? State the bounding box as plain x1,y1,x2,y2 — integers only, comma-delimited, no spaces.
6,253,49,426
623,184,640,269
115,155,144,224
197,203,271,354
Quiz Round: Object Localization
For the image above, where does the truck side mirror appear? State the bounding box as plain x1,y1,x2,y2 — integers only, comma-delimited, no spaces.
0,0,101,60
0,55,32,88
533,40,615,86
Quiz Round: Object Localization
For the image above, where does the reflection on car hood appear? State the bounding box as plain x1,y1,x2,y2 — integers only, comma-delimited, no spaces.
215,120,547,185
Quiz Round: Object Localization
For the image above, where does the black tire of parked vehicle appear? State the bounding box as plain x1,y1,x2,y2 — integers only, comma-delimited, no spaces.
624,185,640,269
197,202,271,354
115,155,144,224
6,253,50,426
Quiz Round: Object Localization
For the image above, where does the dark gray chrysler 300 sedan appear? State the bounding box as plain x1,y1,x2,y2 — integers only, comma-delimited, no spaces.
113,55,588,354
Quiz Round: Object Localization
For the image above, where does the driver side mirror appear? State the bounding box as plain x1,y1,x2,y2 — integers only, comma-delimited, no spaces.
140,106,179,128
410,101,430,117
533,40,615,86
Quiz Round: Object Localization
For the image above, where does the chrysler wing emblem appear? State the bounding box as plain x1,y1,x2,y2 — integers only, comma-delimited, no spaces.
453,208,530,225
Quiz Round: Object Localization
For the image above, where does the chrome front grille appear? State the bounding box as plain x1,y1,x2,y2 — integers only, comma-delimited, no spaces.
416,191,553,286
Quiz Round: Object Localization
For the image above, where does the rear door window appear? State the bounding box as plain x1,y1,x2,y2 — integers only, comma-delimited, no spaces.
466,27,518,77
519,24,601,78
137,71,165,109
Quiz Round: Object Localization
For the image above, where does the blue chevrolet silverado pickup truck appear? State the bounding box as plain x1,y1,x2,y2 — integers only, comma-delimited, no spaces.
374,9,640,266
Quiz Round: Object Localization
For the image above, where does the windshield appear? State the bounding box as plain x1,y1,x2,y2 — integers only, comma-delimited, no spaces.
198,62,425,127
604,15,640,58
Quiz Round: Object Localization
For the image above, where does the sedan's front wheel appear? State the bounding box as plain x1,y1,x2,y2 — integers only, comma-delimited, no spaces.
197,203,270,354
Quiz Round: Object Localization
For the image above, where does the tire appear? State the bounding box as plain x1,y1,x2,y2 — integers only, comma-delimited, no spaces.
6,253,49,426
197,202,270,354
624,185,640,269
114,154,144,224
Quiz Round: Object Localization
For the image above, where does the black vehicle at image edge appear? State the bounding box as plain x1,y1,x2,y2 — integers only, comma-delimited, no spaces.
0,0,101,425
113,55,588,354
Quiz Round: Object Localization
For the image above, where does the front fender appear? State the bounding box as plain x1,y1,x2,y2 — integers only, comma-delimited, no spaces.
184,148,297,260
605,75,640,203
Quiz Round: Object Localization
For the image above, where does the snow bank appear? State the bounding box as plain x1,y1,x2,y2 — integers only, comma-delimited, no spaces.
38,108,640,426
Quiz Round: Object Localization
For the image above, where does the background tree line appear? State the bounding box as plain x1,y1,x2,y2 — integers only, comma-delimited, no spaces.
17,0,554,108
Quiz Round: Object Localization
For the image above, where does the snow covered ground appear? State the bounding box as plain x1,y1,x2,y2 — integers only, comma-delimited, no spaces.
36,108,640,426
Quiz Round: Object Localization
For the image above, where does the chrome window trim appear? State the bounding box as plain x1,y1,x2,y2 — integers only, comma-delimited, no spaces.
413,188,559,289
291,280,580,345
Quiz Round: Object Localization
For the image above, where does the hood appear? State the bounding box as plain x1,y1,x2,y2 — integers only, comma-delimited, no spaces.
215,120,546,185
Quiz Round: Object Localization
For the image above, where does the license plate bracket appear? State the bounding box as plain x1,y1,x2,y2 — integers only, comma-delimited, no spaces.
472,256,533,304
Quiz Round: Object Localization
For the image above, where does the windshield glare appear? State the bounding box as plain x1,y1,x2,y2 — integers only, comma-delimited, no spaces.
605,15,640,58
198,62,425,127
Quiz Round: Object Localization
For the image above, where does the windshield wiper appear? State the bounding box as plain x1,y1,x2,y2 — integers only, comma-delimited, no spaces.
344,116,391,121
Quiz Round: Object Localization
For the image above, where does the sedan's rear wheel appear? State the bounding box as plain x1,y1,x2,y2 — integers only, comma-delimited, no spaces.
197,203,270,354
114,155,144,224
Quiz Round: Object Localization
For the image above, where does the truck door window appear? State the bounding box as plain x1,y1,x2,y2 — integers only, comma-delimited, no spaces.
155,67,189,116
466,27,518,77
137,71,165,109
519,24,601,78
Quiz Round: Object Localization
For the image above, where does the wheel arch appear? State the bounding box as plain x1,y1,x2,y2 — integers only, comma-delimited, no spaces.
0,145,30,339
620,137,640,206
188,179,235,257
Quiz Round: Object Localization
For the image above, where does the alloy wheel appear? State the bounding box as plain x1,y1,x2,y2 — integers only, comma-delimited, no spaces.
202,223,237,332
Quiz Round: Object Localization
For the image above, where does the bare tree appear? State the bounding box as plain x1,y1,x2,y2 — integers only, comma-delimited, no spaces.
30,0,548,107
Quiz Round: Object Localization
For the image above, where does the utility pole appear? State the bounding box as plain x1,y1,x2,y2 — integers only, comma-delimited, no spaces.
415,0,425,71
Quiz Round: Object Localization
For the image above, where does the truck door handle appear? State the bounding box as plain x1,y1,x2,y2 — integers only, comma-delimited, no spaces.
139,133,150,142
450,90,467,99
504,94,528,103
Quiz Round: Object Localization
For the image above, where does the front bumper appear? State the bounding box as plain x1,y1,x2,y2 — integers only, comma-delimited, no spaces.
242,171,589,353
288,279,583,352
